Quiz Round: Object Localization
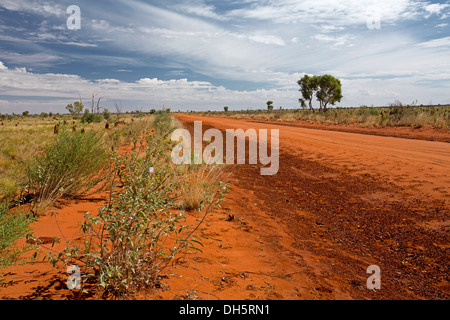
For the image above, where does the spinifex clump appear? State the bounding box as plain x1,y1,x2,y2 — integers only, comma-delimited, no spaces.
26,126,110,214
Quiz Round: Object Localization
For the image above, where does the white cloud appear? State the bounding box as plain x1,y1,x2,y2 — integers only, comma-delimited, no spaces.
1,0,449,113
0,0,65,16
227,0,429,25
0,60,300,113
63,42,98,48
425,3,450,17
174,0,229,21
1,53,449,115
247,34,286,46
0,52,65,67
418,36,450,48
312,34,354,47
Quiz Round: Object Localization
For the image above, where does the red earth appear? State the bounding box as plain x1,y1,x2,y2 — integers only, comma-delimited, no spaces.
0,115,448,300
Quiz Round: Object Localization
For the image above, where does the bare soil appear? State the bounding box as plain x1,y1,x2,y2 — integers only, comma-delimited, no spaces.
0,114,448,300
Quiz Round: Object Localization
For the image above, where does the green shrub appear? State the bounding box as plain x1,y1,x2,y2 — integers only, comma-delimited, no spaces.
47,115,229,298
81,110,103,124
0,177,19,201
26,126,110,214
153,110,175,134
0,203,33,269
49,122,182,297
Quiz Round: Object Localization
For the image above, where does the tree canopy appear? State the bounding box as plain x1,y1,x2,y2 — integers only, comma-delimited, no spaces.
298,74,342,111
66,101,84,115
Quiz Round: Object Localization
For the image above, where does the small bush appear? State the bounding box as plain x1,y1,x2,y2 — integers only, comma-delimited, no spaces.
0,177,19,201
0,203,33,269
102,109,111,121
48,114,229,298
153,110,175,134
49,125,182,297
176,164,227,211
81,110,103,124
26,126,110,214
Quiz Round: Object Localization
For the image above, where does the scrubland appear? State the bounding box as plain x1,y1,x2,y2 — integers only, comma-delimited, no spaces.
197,105,450,130
0,111,228,298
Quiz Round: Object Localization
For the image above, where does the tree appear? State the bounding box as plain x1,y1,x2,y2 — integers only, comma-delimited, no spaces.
224,106,229,112
298,74,343,112
315,74,343,111
66,101,84,115
102,108,111,121
96,96,103,114
114,103,122,116
299,98,307,110
266,101,274,111
66,104,74,114
22,111,29,116
297,75,319,111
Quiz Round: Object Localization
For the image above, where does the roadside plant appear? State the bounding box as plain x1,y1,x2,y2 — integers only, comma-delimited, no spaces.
26,126,110,214
47,114,228,298
0,203,34,275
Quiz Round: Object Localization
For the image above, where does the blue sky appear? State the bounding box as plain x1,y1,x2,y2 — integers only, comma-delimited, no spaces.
0,0,449,113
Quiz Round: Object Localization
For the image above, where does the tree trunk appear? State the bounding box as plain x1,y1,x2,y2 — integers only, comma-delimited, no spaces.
97,97,102,114
309,100,314,112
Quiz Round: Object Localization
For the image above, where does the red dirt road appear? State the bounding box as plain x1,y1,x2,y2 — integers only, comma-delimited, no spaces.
0,114,448,300
167,114,449,300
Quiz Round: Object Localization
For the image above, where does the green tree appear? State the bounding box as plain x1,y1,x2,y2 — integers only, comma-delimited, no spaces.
315,75,343,111
102,108,111,121
298,74,343,112
299,98,307,110
224,106,229,112
266,101,274,111
22,111,29,116
297,75,319,111
66,101,84,115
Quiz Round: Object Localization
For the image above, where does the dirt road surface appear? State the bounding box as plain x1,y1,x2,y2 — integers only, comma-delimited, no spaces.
167,114,449,300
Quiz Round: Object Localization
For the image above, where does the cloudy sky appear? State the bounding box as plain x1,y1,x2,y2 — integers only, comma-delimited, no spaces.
0,0,449,113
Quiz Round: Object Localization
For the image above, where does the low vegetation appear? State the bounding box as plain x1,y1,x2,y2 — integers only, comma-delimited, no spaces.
26,126,111,214
0,109,229,298
196,104,450,130
44,111,228,298
0,203,33,271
